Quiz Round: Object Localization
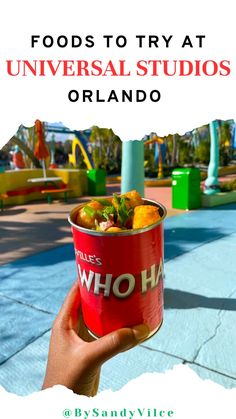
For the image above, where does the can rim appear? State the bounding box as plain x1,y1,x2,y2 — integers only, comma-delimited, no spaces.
68,198,167,236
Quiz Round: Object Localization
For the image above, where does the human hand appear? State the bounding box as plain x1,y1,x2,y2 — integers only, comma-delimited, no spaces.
42,281,149,396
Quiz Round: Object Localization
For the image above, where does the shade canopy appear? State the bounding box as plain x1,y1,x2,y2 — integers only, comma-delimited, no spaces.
34,120,49,160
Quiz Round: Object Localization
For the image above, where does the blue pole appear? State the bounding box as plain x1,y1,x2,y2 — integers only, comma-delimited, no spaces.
204,120,220,195
154,142,159,163
121,140,145,197
233,123,236,150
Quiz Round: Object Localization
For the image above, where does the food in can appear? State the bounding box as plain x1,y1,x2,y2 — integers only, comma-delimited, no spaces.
75,190,161,232
68,191,166,339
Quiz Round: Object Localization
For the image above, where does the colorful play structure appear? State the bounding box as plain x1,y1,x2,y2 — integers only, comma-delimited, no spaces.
69,131,94,170
7,123,95,172
121,120,236,208
0,121,92,208
45,124,95,170
12,146,26,169
1,119,236,210
0,122,97,208
0,168,88,208
143,133,165,179
204,120,220,195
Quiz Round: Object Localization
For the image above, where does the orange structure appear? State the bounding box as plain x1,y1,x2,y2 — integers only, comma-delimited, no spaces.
34,119,49,177
13,148,26,169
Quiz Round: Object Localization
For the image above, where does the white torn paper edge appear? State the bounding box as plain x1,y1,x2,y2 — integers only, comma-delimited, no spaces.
0,1,236,417
1,365,236,419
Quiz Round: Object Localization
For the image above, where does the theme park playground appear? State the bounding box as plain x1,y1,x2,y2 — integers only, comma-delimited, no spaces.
0,120,236,395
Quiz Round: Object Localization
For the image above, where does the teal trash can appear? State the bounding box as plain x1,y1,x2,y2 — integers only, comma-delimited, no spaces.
172,168,201,210
87,169,106,196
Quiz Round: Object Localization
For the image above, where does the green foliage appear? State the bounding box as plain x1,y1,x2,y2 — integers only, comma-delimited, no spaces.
89,126,122,173
220,179,236,192
197,125,210,142
179,141,194,166
219,121,231,145
144,147,155,172
219,122,232,166
194,140,210,165
192,121,233,167
220,148,231,166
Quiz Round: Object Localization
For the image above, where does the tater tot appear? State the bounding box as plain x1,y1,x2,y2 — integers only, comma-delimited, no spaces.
123,190,143,208
132,205,161,229
112,190,143,209
76,201,103,229
106,227,123,232
74,191,163,232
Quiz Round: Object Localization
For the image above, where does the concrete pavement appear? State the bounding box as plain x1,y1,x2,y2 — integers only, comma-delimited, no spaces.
0,196,235,395
0,184,181,265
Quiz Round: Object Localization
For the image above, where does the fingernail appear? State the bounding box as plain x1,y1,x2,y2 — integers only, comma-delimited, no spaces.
132,324,150,342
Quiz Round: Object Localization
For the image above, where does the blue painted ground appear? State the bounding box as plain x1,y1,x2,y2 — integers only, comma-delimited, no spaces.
0,204,236,395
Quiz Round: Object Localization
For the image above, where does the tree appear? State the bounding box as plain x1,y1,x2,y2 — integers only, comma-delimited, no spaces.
194,139,210,165
178,140,194,166
219,121,232,166
89,126,122,173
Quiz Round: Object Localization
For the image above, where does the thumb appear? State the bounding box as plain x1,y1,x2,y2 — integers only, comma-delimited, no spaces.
87,324,150,366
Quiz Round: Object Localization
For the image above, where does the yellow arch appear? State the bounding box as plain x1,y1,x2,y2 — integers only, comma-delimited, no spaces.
69,138,93,170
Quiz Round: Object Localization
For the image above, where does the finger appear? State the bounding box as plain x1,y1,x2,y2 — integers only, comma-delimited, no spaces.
86,324,150,366
78,311,96,343
55,280,81,331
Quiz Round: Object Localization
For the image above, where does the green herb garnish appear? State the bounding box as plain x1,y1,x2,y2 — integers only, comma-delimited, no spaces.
113,194,120,205
84,193,133,227
96,210,104,218
83,205,96,217
117,196,133,225
102,205,117,221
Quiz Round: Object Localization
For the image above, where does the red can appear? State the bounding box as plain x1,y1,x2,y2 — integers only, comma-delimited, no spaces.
68,199,166,339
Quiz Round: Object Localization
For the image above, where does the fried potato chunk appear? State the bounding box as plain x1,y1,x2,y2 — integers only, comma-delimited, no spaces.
112,190,143,210
132,205,161,229
123,190,143,208
76,201,103,229
106,227,123,232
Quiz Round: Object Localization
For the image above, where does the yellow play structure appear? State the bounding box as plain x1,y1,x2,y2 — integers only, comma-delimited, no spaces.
68,137,93,170
0,168,88,207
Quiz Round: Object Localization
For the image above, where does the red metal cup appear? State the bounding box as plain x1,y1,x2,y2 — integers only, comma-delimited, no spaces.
68,198,166,339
